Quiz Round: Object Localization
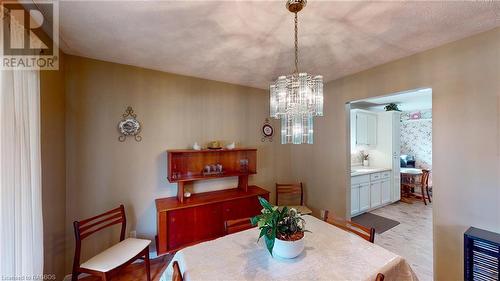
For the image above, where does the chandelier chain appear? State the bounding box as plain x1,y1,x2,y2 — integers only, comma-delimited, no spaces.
294,12,299,74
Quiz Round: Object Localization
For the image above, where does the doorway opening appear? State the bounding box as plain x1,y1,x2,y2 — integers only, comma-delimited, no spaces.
346,88,433,281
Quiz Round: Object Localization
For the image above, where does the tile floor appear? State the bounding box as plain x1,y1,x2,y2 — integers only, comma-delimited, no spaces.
369,200,433,281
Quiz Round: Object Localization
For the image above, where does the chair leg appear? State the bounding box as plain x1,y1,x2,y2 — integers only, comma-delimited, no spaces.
100,272,109,281
71,271,79,281
144,248,151,281
426,186,432,203
421,185,427,205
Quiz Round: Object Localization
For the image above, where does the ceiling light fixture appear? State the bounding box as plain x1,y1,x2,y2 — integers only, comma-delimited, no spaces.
270,0,323,144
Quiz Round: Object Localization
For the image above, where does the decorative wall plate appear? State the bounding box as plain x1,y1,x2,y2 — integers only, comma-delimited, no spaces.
118,106,142,142
261,118,274,142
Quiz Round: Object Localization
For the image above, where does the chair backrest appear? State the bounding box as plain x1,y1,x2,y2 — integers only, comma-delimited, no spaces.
172,261,183,281
276,182,303,206
72,205,126,268
224,217,254,235
323,210,375,243
421,169,430,187
375,273,385,281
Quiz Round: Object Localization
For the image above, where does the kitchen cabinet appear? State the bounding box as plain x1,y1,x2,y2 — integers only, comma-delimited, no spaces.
355,111,377,147
375,111,401,203
351,171,392,216
381,179,391,204
351,176,371,216
359,183,370,212
351,185,360,215
370,181,382,208
392,156,401,202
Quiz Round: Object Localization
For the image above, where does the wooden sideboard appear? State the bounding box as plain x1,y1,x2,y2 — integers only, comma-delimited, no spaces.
155,148,268,255
156,186,269,255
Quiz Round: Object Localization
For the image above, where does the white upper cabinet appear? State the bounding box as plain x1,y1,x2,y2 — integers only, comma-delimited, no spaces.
366,114,377,145
353,110,377,148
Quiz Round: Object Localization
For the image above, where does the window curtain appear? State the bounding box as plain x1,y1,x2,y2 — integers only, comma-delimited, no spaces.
0,10,44,279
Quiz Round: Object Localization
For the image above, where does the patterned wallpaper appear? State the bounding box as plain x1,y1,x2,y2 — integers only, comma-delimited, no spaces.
400,109,432,170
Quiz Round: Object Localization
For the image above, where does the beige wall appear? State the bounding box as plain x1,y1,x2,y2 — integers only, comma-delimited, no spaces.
63,55,292,271
292,27,500,280
40,56,67,279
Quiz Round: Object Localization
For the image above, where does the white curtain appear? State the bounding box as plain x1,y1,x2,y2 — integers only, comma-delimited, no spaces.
0,10,44,279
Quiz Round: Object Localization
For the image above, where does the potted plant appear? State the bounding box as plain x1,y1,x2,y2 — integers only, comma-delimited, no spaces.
360,150,369,166
251,197,308,259
384,103,401,111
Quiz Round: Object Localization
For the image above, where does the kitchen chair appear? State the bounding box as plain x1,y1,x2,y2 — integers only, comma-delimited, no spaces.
224,217,254,235
171,261,183,281
323,210,375,243
401,169,431,205
276,182,312,215
72,204,151,281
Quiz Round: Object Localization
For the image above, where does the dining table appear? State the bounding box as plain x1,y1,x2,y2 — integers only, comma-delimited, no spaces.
400,168,423,203
161,215,418,281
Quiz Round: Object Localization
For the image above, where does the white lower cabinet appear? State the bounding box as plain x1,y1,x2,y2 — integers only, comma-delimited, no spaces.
359,183,370,212
351,185,360,215
352,171,393,216
381,179,391,204
370,181,382,208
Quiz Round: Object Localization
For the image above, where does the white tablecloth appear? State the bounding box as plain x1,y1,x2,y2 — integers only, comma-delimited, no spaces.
161,215,418,281
400,168,423,175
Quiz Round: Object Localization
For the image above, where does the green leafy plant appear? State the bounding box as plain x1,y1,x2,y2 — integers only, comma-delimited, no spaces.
384,103,401,111
250,197,308,255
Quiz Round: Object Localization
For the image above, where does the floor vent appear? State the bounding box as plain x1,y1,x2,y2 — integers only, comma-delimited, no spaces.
465,227,500,281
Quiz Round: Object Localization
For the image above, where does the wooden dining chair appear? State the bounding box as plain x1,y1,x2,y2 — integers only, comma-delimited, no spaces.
72,204,151,281
171,261,183,281
224,217,254,235
401,169,431,205
323,210,375,243
276,182,312,215
375,273,385,281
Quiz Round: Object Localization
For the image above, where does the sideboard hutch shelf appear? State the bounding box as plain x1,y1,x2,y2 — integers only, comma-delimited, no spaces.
156,148,268,255
167,148,257,203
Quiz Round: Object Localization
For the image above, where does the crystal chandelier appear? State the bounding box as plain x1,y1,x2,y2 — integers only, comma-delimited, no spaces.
270,0,323,144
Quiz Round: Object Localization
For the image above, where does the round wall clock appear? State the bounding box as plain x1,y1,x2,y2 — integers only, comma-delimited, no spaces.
118,106,142,142
261,118,274,142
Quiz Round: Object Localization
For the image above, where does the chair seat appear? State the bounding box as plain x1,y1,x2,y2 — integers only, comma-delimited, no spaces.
279,205,312,215
80,238,151,272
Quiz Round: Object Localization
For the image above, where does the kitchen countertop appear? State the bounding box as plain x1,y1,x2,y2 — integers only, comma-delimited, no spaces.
351,167,392,177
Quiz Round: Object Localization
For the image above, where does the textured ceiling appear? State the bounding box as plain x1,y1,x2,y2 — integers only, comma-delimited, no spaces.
53,1,500,89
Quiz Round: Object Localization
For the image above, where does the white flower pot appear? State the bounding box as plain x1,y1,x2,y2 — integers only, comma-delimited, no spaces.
363,160,369,167
272,236,305,259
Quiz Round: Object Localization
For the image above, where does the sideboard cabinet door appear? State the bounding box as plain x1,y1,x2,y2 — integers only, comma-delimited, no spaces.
195,203,224,241
168,208,196,250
